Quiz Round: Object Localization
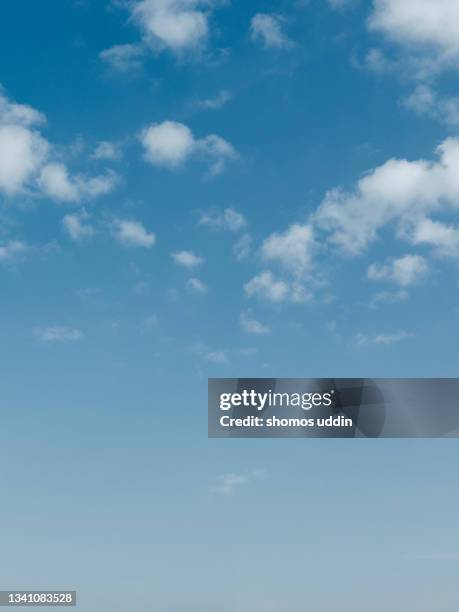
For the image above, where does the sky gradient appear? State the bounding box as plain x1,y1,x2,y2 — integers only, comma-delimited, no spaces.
1,1,459,610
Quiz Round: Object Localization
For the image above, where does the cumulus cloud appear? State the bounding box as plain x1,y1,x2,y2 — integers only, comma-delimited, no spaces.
38,163,118,203
369,0,459,66
367,254,428,286
132,0,211,53
34,327,83,342
172,250,204,268
112,219,156,248
407,217,459,257
0,86,119,202
140,120,236,175
104,0,225,63
244,271,289,302
315,137,459,255
250,14,292,49
403,85,459,127
63,211,94,242
261,223,315,277
0,124,48,196
240,311,270,335
199,207,246,231
366,1,459,121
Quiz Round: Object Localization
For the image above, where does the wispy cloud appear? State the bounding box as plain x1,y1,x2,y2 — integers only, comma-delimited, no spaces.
34,327,83,342
212,469,266,496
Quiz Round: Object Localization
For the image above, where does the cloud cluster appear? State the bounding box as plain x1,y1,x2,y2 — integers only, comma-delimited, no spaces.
247,138,459,304
367,1,459,121
101,0,226,67
315,137,459,254
140,120,236,176
0,87,118,202
367,254,428,286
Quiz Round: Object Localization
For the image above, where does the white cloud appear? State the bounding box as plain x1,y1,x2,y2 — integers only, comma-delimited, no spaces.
233,233,252,261
407,217,459,257
0,89,46,126
140,120,236,175
0,124,49,195
141,121,194,167
366,2,459,122
0,240,28,262
172,250,204,268
34,326,83,342
63,212,94,242
212,469,265,496
244,271,289,302
367,254,428,286
99,43,145,72
38,163,118,203
261,223,315,277
0,86,119,202
315,138,459,255
39,163,80,202
112,219,156,248
374,331,413,345
197,90,232,110
369,0,459,65
131,0,212,53
91,141,121,161
240,311,270,335
250,14,292,49
403,85,459,126
357,330,413,346
187,277,207,293
199,207,246,231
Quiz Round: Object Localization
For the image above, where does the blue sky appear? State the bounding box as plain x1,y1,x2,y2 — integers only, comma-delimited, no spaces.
1,1,459,610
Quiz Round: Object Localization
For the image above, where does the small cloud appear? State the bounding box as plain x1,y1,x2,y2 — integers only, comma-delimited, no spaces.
112,219,156,248
196,90,232,110
370,290,409,308
172,250,204,269
140,120,237,176
250,14,292,50
244,270,290,302
212,469,266,496
91,141,121,161
187,277,207,294
0,240,28,262
357,330,413,346
34,326,83,342
199,207,247,232
233,233,252,261
367,254,428,286
62,211,94,242
99,43,145,73
240,311,270,335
